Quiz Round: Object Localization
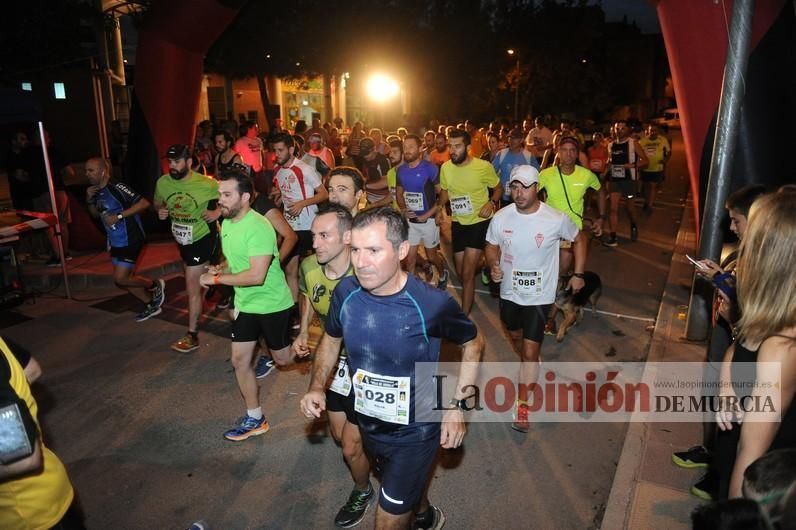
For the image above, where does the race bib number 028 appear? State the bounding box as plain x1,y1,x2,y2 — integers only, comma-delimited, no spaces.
353,369,410,425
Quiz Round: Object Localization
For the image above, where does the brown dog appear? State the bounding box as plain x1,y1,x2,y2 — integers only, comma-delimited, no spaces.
553,271,602,342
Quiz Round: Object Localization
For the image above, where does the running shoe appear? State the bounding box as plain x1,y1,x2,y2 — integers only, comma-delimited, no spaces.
436,270,449,291
255,355,275,379
223,414,270,441
512,402,530,433
151,278,166,309
690,472,717,501
334,483,374,528
413,504,445,530
171,333,199,353
603,235,619,247
672,445,710,469
630,223,639,242
135,302,162,322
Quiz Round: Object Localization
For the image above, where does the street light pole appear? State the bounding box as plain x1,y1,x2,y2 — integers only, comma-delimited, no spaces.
508,49,520,124
514,57,520,124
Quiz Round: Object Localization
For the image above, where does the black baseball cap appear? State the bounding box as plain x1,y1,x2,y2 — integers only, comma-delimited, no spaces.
359,137,375,155
165,144,191,160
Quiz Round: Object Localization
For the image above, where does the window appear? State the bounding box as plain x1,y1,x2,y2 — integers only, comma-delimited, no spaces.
53,83,66,100
21,82,32,91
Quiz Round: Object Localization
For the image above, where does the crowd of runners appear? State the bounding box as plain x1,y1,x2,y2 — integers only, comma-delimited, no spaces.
101,115,673,529
3,115,679,529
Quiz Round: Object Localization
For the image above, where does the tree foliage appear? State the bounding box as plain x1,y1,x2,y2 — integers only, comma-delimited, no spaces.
205,0,656,122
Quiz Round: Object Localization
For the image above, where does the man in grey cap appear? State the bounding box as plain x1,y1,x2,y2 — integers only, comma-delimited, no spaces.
484,165,586,433
491,127,538,204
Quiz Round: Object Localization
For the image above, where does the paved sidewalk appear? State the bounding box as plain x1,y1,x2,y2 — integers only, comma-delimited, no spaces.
602,194,707,529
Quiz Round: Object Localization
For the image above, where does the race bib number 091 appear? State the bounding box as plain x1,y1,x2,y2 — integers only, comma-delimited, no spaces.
450,195,473,216
353,369,410,425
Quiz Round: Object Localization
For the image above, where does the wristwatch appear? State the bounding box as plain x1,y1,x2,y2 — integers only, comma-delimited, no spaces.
116,213,124,221
449,398,468,411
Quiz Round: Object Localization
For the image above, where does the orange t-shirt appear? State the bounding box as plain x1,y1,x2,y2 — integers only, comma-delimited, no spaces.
430,149,451,167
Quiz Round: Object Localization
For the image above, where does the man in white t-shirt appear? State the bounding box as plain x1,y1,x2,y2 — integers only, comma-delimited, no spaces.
270,132,329,301
485,165,587,434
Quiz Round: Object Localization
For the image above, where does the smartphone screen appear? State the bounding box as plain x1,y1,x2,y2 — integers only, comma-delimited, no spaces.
686,254,704,268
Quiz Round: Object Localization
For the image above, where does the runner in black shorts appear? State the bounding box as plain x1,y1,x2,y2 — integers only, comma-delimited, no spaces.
302,207,484,529
178,230,219,265
485,166,586,433
450,219,490,253
200,169,301,442
499,300,552,343
86,157,165,323
154,144,222,353
292,206,372,528
438,129,502,315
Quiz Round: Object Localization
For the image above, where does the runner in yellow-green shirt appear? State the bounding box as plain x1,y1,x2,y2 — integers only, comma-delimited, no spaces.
639,124,671,211
292,204,374,528
199,168,297,442
439,129,502,315
154,144,221,353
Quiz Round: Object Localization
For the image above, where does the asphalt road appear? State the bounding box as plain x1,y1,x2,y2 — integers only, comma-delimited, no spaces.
2,131,690,529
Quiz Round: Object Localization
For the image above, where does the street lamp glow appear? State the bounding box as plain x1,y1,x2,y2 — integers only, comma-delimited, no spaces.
507,48,515,56
366,73,399,103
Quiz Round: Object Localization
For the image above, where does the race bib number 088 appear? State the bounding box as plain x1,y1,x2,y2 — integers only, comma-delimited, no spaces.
512,269,543,297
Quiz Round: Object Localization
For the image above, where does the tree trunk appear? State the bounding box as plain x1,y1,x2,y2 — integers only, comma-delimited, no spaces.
256,72,271,133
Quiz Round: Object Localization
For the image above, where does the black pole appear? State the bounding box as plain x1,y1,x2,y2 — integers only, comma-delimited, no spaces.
685,0,755,340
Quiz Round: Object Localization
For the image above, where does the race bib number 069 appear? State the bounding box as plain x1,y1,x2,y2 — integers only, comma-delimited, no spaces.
353,369,410,425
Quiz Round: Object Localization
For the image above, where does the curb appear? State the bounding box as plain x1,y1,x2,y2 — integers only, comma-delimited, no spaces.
600,194,698,529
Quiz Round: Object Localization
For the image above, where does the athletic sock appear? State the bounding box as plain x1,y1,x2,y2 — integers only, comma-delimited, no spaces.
247,407,263,420
188,331,198,340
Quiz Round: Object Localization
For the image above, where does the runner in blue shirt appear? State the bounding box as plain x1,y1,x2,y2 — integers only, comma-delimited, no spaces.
301,207,483,530
396,134,449,289
85,157,165,322
492,128,539,203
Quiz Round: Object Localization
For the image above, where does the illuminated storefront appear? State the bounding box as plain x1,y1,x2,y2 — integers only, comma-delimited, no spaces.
280,77,325,130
